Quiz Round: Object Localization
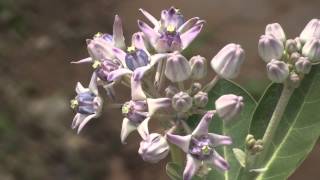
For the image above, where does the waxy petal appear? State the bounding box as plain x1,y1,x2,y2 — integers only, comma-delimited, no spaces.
89,72,98,95
183,154,201,180
113,15,126,49
76,114,97,134
75,82,88,94
71,57,92,64
208,133,232,147
139,8,159,28
181,24,203,50
131,75,147,101
112,47,127,65
107,68,132,81
150,53,169,66
192,111,214,136
121,117,137,144
137,117,150,140
178,17,200,33
210,151,230,171
166,133,191,153
132,32,149,54
147,98,171,116
138,20,160,45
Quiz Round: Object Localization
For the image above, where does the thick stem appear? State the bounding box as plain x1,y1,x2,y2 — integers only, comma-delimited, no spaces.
203,76,219,92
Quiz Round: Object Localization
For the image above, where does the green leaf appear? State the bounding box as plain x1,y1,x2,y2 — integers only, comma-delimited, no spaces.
248,65,320,180
233,148,246,167
187,79,257,180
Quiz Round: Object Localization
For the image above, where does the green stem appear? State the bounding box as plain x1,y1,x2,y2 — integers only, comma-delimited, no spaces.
203,76,219,92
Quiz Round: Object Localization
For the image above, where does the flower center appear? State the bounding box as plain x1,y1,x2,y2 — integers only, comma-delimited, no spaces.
71,92,98,115
189,135,214,160
125,46,149,71
121,101,148,124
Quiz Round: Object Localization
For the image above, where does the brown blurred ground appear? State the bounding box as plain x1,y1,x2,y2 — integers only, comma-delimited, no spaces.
0,0,319,179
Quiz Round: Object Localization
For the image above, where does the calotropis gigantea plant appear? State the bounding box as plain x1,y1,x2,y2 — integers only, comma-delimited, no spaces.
69,7,320,180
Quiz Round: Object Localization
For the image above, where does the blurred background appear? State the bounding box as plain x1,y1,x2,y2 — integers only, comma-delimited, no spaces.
0,0,319,179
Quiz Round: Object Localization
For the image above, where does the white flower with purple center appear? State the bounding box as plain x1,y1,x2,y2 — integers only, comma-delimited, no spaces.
166,111,232,180
138,7,204,53
70,74,103,134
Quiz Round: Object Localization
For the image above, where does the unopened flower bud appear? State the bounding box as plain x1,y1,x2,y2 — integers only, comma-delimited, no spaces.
215,94,244,121
165,53,191,82
138,133,169,163
193,91,208,108
165,85,179,98
266,59,289,83
210,43,245,79
189,83,202,96
189,55,207,80
295,57,312,74
300,19,320,43
294,37,302,51
258,35,284,62
172,91,192,112
265,23,286,42
302,39,320,63
290,52,300,63
285,39,298,54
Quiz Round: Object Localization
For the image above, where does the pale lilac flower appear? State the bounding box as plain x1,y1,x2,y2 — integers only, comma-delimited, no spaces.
258,34,284,62
71,73,103,133
138,7,204,52
302,38,320,63
138,133,169,163
265,23,286,42
165,52,191,82
172,91,193,112
189,55,207,80
295,57,312,74
166,111,232,180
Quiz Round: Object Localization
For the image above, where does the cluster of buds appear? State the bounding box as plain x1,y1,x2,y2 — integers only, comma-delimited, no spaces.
69,7,245,180
258,20,320,84
245,134,263,155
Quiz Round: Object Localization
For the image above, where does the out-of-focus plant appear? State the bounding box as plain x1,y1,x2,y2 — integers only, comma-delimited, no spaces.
69,7,320,180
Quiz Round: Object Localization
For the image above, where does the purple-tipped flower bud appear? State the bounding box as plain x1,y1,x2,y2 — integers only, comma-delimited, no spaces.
165,85,179,98
210,43,245,79
172,91,192,112
215,94,244,121
295,57,312,74
165,53,191,82
189,55,207,80
194,91,208,108
265,23,286,42
138,133,169,163
266,59,289,83
285,39,299,54
300,19,320,43
302,39,320,63
258,35,284,62
290,52,300,63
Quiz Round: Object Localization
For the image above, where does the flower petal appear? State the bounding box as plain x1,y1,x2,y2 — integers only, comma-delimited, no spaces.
132,32,149,54
113,15,126,49
112,47,127,65
89,72,98,95
177,17,200,33
75,82,88,94
192,111,214,136
107,68,132,81
147,98,171,116
71,57,92,64
166,133,191,153
183,154,201,180
137,117,150,140
138,20,160,45
131,75,147,101
139,8,159,28
132,66,150,81
181,24,203,50
209,151,230,171
121,117,137,144
208,133,232,147
77,114,96,134
150,53,169,67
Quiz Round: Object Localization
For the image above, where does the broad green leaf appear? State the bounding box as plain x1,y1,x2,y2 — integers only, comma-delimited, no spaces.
248,65,320,180
187,79,257,180
233,148,246,167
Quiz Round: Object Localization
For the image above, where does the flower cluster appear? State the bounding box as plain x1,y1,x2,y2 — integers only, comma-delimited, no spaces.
70,7,245,180
258,20,320,84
